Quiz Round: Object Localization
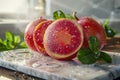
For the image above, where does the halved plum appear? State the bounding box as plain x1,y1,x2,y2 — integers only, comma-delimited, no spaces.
33,20,53,55
24,17,46,52
44,18,84,60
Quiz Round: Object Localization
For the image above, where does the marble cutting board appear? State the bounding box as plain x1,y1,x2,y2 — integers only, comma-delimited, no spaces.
0,49,120,80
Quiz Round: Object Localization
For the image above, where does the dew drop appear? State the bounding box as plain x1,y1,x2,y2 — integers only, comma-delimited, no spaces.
37,38,40,42
51,34,54,37
72,35,76,38
65,27,68,31
74,30,77,33
36,33,40,36
65,45,69,49
42,23,46,26
85,26,90,29
71,45,74,48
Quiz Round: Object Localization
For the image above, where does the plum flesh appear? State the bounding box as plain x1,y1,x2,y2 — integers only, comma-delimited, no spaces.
44,19,83,60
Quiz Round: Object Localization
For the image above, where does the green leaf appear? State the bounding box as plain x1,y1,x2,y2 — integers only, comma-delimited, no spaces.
4,32,15,49
98,51,112,63
0,31,27,52
1,31,26,50
104,27,117,37
77,36,112,64
0,38,6,51
103,19,117,37
3,40,8,49
3,40,14,49
14,35,21,44
77,48,96,64
88,36,100,52
0,38,3,42
65,14,75,20
19,41,27,48
53,10,66,20
103,19,109,28
5,31,14,42
0,42,7,51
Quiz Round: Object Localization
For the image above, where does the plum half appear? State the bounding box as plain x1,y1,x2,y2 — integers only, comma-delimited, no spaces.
43,18,84,60
33,20,53,55
24,17,46,52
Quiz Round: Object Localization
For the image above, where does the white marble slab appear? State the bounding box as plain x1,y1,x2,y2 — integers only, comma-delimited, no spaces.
0,49,120,80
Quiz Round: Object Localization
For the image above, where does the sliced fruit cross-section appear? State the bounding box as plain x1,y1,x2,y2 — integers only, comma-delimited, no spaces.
24,17,46,52
33,20,53,55
44,18,84,60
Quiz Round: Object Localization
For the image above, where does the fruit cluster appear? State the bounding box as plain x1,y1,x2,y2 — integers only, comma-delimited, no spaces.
24,10,106,61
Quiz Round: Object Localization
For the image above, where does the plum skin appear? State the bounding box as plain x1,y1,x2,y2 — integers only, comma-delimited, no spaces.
77,17,106,49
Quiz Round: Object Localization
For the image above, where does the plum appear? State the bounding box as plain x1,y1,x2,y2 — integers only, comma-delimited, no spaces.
24,17,46,52
43,18,84,60
77,17,106,49
33,20,53,55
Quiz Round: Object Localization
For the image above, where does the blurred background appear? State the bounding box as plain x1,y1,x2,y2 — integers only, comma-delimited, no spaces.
50,0,120,19
0,0,120,19
0,0,120,34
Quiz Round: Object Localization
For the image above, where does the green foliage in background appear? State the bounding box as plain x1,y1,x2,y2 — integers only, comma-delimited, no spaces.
0,31,27,51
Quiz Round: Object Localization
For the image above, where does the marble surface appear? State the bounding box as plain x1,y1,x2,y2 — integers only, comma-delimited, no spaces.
0,49,120,80
0,66,44,80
